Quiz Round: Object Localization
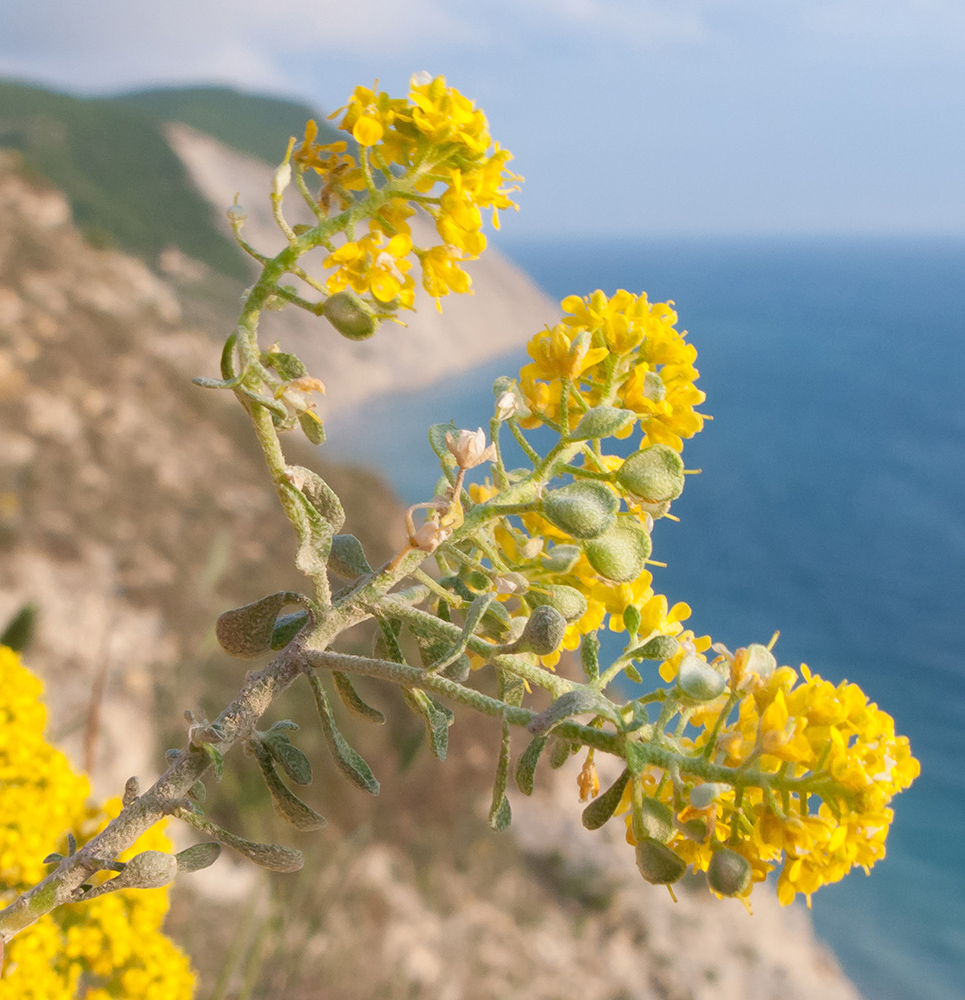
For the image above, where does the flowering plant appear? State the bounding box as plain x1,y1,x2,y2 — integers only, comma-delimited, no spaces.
0,74,917,972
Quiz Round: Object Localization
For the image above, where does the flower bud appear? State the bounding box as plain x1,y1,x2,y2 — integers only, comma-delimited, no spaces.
744,643,776,682
226,203,248,224
495,390,518,421
494,572,528,595
569,405,635,441
525,584,588,622
445,427,497,470
616,444,685,503
322,290,379,340
707,847,752,897
583,516,652,582
635,838,687,885
677,653,726,701
272,162,292,198
541,481,619,540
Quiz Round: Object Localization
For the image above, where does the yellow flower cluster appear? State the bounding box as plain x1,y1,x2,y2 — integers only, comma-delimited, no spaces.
0,647,194,999
619,644,919,907
293,75,520,310
520,289,706,452
455,290,708,662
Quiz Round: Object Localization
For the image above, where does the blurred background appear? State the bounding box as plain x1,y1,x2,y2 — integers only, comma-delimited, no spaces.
1,3,963,999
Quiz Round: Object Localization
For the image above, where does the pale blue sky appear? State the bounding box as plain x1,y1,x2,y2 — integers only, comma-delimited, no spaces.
2,0,963,238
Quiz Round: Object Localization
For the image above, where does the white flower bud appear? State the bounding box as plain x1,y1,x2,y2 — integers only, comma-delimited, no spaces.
272,162,292,198
226,202,248,223
410,521,452,554
495,390,518,421
445,427,497,470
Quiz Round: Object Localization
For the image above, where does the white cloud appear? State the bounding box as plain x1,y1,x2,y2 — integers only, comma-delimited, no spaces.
2,0,963,97
0,0,473,93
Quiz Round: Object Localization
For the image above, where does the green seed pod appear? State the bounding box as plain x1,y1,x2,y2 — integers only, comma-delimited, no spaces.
509,605,567,656
678,653,726,701
526,584,588,622
630,634,679,661
678,817,709,841
707,848,753,897
583,516,652,582
541,481,619,540
569,405,635,441
616,444,685,503
634,796,675,843
689,783,722,809
322,289,379,340
541,543,582,574
635,838,687,885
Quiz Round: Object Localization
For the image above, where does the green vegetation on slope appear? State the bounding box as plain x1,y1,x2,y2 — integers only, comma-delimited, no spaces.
111,85,342,165
0,81,261,279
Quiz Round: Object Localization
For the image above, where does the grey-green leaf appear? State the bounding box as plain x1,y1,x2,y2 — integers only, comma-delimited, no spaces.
428,422,459,468
490,796,512,832
514,735,549,796
526,689,609,735
549,737,577,769
216,592,288,658
580,633,600,682
278,481,332,578
176,807,304,873
254,742,327,830
271,611,310,650
285,466,345,533
332,672,385,724
403,688,452,761
328,534,372,579
201,743,225,782
307,672,380,794
263,350,308,380
175,842,223,873
581,769,630,831
265,736,313,786
298,411,326,445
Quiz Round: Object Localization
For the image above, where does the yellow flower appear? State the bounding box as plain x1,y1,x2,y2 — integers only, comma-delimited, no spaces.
325,233,415,307
0,647,195,999
522,324,609,383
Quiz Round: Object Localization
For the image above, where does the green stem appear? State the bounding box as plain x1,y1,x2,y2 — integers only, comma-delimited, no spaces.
508,419,541,466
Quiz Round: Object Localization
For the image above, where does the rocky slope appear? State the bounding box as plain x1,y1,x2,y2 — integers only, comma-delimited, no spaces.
0,156,862,1000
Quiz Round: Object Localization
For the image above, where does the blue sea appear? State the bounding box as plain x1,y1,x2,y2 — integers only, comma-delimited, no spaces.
327,236,965,1000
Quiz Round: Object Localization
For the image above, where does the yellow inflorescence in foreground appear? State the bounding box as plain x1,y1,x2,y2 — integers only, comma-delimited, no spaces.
0,646,194,999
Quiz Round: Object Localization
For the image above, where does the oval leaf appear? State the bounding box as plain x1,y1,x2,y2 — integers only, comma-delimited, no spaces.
581,769,630,831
